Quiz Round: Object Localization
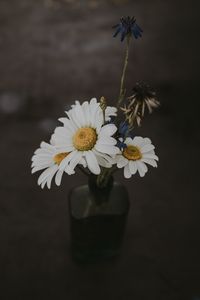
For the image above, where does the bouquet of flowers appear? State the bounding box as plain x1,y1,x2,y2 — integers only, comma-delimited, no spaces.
31,16,159,190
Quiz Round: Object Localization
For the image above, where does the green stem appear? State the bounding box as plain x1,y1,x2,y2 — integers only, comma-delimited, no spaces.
96,37,131,188
103,110,106,125
96,167,110,188
117,35,131,108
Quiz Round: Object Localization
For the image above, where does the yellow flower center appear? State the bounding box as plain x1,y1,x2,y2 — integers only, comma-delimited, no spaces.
73,127,97,151
123,145,142,161
53,152,69,165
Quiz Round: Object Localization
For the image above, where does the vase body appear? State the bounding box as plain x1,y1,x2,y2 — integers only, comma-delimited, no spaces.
68,178,129,263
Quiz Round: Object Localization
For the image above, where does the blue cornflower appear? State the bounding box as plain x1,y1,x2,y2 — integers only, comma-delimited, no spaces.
119,121,129,137
117,139,127,151
113,16,143,42
116,122,130,150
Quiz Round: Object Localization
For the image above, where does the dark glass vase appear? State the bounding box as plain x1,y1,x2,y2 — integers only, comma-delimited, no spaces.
68,176,129,263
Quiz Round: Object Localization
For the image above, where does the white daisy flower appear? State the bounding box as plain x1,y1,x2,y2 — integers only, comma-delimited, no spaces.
116,136,159,178
31,141,74,189
52,98,119,175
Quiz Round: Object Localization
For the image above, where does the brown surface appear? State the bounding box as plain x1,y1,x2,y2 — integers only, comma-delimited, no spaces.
0,1,200,299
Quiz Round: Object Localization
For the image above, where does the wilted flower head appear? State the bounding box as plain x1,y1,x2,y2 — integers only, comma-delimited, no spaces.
113,16,143,42
99,96,107,112
121,82,160,127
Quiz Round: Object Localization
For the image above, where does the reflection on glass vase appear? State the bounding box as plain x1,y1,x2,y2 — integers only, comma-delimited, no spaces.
68,175,129,263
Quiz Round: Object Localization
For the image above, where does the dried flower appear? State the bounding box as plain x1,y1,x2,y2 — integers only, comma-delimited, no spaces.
99,96,107,111
121,82,160,127
100,96,107,124
113,16,143,42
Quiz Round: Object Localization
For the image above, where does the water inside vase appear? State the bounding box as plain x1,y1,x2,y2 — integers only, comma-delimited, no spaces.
69,182,129,263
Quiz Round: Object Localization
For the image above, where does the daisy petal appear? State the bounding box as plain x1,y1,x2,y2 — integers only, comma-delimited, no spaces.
129,161,137,174
85,150,101,175
90,98,97,106
31,164,54,173
46,166,58,189
74,104,86,127
142,153,159,161
95,144,119,155
132,136,144,147
125,137,133,145
97,136,117,146
82,101,91,126
38,165,57,186
55,170,64,186
54,126,72,138
31,155,52,162
124,164,132,178
95,111,104,133
58,118,77,133
99,124,117,137
143,137,152,144
41,180,46,189
59,151,77,171
54,145,74,152
142,158,157,168
105,106,117,119
93,150,115,165
32,157,53,165
96,156,112,168
34,148,52,155
136,161,147,177
117,156,128,168
141,144,155,153
90,105,100,128
40,142,55,152
68,151,83,172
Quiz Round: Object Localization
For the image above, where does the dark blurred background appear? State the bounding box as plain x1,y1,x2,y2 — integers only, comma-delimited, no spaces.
0,0,200,299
